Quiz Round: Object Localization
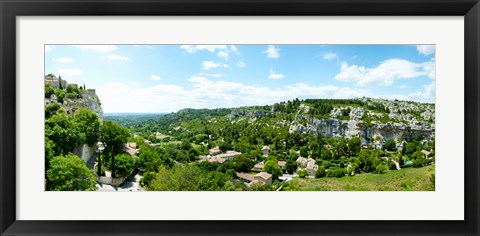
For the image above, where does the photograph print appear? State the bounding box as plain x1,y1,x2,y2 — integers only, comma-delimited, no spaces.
44,44,435,191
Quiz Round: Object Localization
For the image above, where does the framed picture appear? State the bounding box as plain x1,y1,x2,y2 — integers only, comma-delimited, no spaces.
1,0,479,235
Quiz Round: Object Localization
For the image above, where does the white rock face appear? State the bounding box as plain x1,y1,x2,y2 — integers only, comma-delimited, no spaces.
289,114,434,143
228,109,267,119
60,90,104,123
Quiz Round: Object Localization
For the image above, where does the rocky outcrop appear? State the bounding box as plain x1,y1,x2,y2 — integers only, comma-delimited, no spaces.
228,109,268,119
58,89,104,123
289,114,434,144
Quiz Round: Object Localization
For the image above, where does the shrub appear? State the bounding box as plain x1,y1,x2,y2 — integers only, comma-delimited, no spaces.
327,167,347,178
66,92,79,99
375,164,388,174
314,165,326,178
298,169,308,178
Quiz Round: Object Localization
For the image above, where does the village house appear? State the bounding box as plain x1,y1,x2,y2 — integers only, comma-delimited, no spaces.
126,142,136,149
296,156,308,166
209,147,222,156
277,161,286,169
252,161,264,172
125,142,139,156
261,145,270,156
306,160,319,176
208,157,227,164
215,150,242,161
236,172,273,187
254,172,273,185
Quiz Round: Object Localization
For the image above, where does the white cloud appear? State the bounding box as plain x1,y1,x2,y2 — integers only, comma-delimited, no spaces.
269,68,285,79
217,51,229,60
199,73,222,78
322,52,338,60
71,45,117,53
384,81,435,103
399,85,407,89
104,54,129,61
58,68,82,76
180,45,227,53
53,57,74,63
237,61,246,68
406,82,435,101
335,58,435,86
416,45,435,56
134,45,153,49
230,45,241,55
45,45,53,52
202,61,228,70
263,45,280,59
96,77,373,113
150,74,161,81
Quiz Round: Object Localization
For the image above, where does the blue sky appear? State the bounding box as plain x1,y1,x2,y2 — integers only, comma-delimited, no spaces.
45,45,435,113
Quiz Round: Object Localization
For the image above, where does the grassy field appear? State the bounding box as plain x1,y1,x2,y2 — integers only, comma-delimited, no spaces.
285,165,435,191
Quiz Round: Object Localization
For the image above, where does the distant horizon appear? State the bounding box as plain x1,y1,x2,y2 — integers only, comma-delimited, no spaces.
45,45,435,113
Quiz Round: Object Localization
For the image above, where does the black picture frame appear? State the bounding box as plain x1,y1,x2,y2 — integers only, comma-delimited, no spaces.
1,0,479,235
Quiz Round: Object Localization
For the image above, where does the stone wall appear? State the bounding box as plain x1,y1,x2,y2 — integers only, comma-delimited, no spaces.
96,176,127,187
73,144,96,163
45,76,68,89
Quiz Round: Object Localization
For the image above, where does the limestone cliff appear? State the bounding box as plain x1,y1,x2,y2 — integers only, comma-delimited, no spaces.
228,97,435,148
287,98,435,147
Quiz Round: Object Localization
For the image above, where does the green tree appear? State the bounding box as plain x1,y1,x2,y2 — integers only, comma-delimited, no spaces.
232,154,255,173
348,137,361,157
321,149,332,160
137,147,162,172
180,139,193,151
146,165,229,191
45,84,55,98
58,76,63,89
45,102,61,118
54,89,65,103
300,146,308,157
73,108,100,146
46,154,96,191
384,139,397,151
405,142,416,155
113,154,136,178
263,160,282,179
285,159,297,174
218,141,232,152
314,165,326,178
45,111,85,156
99,121,130,177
